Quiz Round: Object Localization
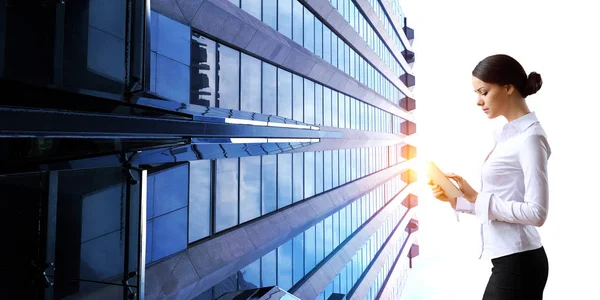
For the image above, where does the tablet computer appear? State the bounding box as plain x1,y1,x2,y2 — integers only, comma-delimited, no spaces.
424,160,464,198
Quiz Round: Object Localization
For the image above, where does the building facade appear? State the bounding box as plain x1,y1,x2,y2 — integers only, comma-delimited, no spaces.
0,0,417,299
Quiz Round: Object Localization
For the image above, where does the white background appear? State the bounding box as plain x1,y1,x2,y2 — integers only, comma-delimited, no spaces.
397,0,600,299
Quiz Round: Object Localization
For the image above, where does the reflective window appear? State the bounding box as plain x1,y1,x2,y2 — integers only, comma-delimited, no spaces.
324,150,332,191
278,0,292,39
278,154,292,208
241,0,261,20
190,34,216,107
262,155,277,214
217,45,240,110
239,259,260,289
156,54,190,104
340,207,347,241
345,149,351,183
262,63,277,116
331,35,338,68
293,233,304,284
215,158,239,232
263,0,277,30
323,26,331,64
315,20,323,58
229,0,240,6
152,207,188,261
332,212,340,248
324,216,333,256
262,249,277,287
332,150,339,187
315,83,323,126
323,87,331,126
292,0,303,45
339,150,346,185
240,156,261,223
241,54,261,113
278,69,292,119
303,7,314,53
292,152,304,203
278,240,293,291
304,152,315,199
293,74,304,122
305,226,316,273
315,151,324,194
304,80,314,124
338,38,344,72
338,94,345,129
331,91,338,127
189,160,211,243
155,11,190,65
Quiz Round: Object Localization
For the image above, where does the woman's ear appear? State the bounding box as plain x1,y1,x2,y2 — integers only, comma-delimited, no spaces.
505,84,516,95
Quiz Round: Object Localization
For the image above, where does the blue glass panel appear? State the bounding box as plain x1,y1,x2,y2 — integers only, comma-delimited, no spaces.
315,20,323,58
315,84,323,126
189,160,211,243
229,0,240,6
218,45,240,110
293,233,304,284
315,221,324,263
152,207,188,261
332,150,339,187
305,226,316,274
340,266,347,294
338,38,344,72
80,230,123,280
87,27,125,83
331,91,338,127
278,240,293,291
215,158,239,232
150,52,157,93
338,149,346,185
292,0,303,45
146,220,153,264
337,94,344,128
241,0,261,19
303,7,314,52
277,154,292,208
239,258,260,290
339,207,347,242
240,156,261,223
263,0,277,29
150,11,157,52
278,0,292,39
315,151,323,194
325,281,333,299
331,35,338,68
262,249,277,287
156,54,190,103
324,216,333,256
323,150,332,191
332,212,339,248
323,26,331,64
262,63,277,116
292,74,303,122
304,80,314,124
153,164,188,216
323,87,331,126
156,13,190,65
262,155,277,214
81,183,122,243
304,152,314,199
241,53,261,113
346,96,351,129
190,34,217,107
277,69,292,119
292,152,304,203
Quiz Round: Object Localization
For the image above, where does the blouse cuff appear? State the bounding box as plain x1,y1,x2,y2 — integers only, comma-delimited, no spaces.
475,192,493,224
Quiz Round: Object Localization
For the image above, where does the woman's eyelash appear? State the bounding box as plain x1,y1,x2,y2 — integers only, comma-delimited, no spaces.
482,92,488,96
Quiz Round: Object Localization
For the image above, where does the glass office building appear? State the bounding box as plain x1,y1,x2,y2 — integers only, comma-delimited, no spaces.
0,0,417,299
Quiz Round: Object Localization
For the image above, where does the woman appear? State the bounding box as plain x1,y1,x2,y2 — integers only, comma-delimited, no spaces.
429,54,550,300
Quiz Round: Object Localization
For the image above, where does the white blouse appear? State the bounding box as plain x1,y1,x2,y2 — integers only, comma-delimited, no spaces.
455,112,551,259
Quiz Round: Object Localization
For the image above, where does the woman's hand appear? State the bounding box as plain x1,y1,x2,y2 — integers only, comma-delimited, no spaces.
428,180,457,208
445,173,478,203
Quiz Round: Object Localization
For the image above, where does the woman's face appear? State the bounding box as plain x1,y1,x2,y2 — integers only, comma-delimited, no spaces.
472,76,511,119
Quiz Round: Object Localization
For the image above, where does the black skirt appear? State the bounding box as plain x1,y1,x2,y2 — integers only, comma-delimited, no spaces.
482,246,549,300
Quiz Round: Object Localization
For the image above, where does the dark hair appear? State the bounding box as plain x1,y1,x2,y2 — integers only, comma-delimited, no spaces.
472,54,542,98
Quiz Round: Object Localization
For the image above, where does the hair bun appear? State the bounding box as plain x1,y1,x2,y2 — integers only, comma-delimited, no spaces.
522,72,543,97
